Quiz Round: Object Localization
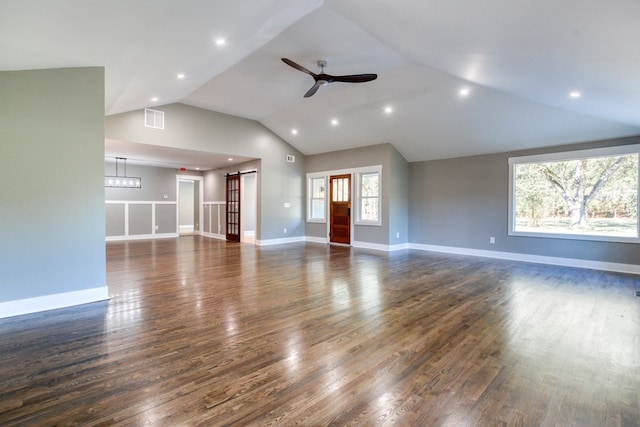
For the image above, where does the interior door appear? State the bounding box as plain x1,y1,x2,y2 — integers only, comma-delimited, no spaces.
329,174,351,244
226,173,240,241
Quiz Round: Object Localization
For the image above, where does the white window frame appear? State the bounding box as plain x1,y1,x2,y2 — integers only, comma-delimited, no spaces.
307,175,327,223
355,166,382,226
508,144,640,244
306,165,382,227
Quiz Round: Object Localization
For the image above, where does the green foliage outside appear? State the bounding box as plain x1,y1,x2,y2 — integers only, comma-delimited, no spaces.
514,154,638,236
360,173,379,221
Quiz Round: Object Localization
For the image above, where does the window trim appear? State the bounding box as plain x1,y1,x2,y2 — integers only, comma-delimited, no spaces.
355,166,382,226
508,144,640,244
307,175,327,223
306,165,382,226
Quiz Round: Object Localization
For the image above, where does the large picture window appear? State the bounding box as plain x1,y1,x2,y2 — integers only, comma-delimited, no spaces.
508,145,639,243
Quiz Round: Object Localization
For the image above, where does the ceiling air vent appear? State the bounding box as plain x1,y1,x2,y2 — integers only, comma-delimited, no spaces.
144,108,164,129
286,154,295,163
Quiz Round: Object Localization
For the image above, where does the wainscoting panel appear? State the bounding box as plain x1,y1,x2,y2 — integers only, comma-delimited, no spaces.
105,201,178,241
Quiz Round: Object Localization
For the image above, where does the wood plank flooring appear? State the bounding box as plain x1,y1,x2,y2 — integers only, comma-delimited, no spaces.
1,237,639,426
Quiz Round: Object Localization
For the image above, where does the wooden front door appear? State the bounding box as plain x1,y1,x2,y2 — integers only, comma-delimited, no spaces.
226,173,240,241
329,174,351,244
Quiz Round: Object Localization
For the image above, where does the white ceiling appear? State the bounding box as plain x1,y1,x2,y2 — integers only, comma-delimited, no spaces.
2,0,640,167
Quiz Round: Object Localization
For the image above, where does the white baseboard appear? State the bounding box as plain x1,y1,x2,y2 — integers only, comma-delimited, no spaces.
201,232,226,240
305,236,328,244
409,243,640,275
389,243,410,251
351,240,388,251
0,286,109,319
257,236,305,246
303,237,640,274
106,233,179,242
352,240,409,252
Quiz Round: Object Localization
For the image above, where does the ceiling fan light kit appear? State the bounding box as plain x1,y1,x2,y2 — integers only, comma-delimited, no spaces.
281,57,377,98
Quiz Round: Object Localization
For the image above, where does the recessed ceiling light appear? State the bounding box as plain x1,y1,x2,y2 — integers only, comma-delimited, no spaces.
384,106,393,114
215,38,226,46
195,167,200,170
569,91,582,99
177,73,185,79
151,97,159,102
330,118,339,126
459,87,471,97
291,128,298,135
227,158,233,161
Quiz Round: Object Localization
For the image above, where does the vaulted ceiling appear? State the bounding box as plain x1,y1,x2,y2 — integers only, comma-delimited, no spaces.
3,0,640,166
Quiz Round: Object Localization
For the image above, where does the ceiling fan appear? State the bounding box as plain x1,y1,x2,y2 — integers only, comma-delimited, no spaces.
281,58,377,98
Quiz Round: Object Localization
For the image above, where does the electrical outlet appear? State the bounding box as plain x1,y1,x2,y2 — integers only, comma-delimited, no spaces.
284,228,287,234
489,236,495,244
396,232,400,238
155,225,159,231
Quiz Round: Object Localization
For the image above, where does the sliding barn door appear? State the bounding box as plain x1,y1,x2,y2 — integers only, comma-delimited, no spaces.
226,173,241,241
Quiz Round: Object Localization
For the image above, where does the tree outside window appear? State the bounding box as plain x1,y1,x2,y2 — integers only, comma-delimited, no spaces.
359,172,380,223
510,147,639,241
309,177,326,221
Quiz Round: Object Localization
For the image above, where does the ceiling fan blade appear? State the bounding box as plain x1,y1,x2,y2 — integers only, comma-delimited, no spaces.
304,82,322,98
281,58,315,76
304,82,321,98
331,73,378,83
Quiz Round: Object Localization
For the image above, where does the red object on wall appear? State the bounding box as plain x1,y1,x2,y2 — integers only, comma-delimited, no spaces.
180,167,186,171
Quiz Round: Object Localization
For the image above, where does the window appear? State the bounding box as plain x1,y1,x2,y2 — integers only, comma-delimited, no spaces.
508,145,639,243
308,176,326,222
356,169,381,225
307,165,382,225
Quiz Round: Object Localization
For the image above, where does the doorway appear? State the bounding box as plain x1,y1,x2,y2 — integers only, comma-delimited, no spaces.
241,173,257,244
329,174,351,245
176,175,203,236
225,171,258,243
226,173,240,241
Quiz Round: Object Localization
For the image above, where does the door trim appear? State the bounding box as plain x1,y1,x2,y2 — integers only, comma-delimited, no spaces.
176,175,204,236
226,172,241,242
329,173,352,245
240,172,258,244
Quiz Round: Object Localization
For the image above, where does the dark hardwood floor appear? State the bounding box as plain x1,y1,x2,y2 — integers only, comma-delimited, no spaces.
1,237,639,426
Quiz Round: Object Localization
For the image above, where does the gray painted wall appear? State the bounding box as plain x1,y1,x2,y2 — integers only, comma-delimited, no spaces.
193,180,200,232
105,160,202,202
105,162,202,237
388,145,409,245
305,143,408,245
156,205,177,234
409,135,640,264
242,174,258,233
203,160,262,237
0,67,106,303
129,204,153,235
179,181,195,227
105,104,304,240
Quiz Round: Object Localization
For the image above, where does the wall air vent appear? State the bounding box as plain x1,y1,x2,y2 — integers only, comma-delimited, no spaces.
286,154,296,163
144,108,164,129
